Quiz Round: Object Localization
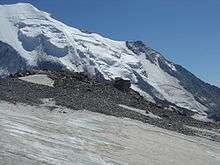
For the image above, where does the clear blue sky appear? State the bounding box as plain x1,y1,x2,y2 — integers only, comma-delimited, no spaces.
1,0,220,87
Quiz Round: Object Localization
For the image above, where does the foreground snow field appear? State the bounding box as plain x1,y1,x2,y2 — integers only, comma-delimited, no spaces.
0,101,219,165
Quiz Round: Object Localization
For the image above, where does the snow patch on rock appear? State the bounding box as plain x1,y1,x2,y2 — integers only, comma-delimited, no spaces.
119,104,162,119
192,113,214,123
19,74,54,87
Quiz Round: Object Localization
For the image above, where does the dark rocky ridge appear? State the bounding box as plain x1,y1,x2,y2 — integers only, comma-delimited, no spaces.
126,41,220,120
0,70,219,142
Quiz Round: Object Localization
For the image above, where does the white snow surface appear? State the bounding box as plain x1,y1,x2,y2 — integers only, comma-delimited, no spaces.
118,104,162,119
0,100,220,165
0,3,208,113
19,74,54,87
192,113,214,123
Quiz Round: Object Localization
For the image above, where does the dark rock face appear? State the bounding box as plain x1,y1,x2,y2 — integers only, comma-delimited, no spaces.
113,77,131,92
0,41,67,77
36,59,66,71
79,28,93,34
208,111,220,122
126,41,160,64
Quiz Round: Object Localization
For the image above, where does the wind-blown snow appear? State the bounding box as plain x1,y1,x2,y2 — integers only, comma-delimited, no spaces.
0,3,209,113
0,100,220,165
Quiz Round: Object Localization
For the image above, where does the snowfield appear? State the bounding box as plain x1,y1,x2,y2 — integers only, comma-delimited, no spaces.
0,3,213,114
0,100,220,165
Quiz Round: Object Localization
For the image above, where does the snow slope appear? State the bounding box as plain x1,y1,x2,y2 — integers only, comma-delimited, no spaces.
0,100,220,165
0,3,219,114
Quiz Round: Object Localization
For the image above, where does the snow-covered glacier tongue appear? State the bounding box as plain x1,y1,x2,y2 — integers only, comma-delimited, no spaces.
0,3,219,116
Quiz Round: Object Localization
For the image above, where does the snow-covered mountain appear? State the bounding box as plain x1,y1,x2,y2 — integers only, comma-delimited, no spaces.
0,3,219,116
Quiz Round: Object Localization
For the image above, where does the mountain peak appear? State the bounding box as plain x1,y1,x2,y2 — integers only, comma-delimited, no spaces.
0,3,219,118
0,3,49,18
0,2,34,8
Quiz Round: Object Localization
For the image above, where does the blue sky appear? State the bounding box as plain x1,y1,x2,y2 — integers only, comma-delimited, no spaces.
1,0,220,87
